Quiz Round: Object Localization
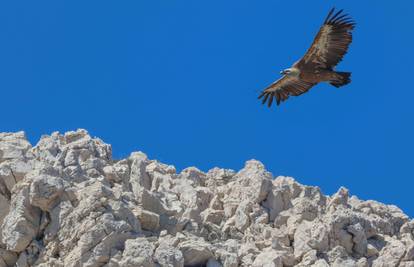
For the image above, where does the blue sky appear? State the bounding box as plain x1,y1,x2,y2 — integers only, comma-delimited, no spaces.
1,1,413,216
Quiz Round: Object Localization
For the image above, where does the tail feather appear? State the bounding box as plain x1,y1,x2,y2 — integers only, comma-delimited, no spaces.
330,72,351,88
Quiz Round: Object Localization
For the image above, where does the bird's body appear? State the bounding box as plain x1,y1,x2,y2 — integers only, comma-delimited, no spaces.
282,67,335,83
298,69,349,85
258,8,355,106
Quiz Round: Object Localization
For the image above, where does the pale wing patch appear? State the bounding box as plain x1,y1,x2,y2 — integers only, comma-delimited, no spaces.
313,26,332,68
297,8,355,70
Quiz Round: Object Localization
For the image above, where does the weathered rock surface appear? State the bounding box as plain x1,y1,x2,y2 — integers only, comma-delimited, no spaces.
0,129,412,266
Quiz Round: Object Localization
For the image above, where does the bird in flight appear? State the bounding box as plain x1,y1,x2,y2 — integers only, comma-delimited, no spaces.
258,8,356,107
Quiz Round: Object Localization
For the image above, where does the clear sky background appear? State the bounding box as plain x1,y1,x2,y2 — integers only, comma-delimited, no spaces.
1,1,413,216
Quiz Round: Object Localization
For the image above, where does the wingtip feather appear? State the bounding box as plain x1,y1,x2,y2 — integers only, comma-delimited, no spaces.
267,94,274,107
324,7,336,23
329,9,344,23
262,93,269,105
276,92,281,106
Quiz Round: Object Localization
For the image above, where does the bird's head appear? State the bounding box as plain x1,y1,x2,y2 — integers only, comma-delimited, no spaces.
280,68,299,76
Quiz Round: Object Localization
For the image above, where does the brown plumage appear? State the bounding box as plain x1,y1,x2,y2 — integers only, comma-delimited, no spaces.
258,8,355,107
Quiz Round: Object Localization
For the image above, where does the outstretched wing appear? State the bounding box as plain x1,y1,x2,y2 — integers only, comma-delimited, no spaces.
258,75,316,107
295,8,355,70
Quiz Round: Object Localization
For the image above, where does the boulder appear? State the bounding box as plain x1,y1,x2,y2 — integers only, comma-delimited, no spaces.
118,238,156,267
1,183,41,252
154,243,184,267
178,239,213,266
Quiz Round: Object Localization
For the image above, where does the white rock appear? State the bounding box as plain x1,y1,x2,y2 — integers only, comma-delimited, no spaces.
0,130,413,267
262,176,304,223
372,236,406,267
178,239,213,266
129,152,151,191
234,201,251,232
329,187,349,208
154,243,184,267
252,248,283,267
209,195,224,210
1,183,41,252
178,167,206,187
311,259,330,267
347,223,367,256
29,173,65,211
134,208,160,231
0,132,31,162
202,208,225,225
118,238,155,267
403,236,414,261
298,249,317,266
225,160,273,204
293,220,329,259
180,187,213,223
221,253,238,267
137,188,169,215
0,188,10,246
206,167,235,188
366,243,379,257
356,257,369,267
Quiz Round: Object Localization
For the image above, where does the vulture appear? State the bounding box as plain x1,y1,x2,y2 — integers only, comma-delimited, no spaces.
258,8,356,106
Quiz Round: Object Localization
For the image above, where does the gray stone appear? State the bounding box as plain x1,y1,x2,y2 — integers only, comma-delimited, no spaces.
179,239,213,266
0,248,17,267
372,236,406,267
154,243,184,267
29,174,65,211
118,238,155,267
1,183,41,252
206,258,222,267
252,248,283,267
134,208,160,231
0,130,413,267
202,208,225,225
0,132,31,163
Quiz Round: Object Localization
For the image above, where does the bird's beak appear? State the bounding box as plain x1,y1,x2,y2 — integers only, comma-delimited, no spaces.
280,71,284,75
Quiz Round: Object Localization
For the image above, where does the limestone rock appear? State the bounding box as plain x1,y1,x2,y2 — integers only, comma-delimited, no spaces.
0,129,412,267
0,132,31,163
134,208,160,231
118,238,155,267
29,173,65,211
129,152,151,191
366,243,379,257
224,160,273,205
202,208,225,225
0,248,18,267
1,183,41,252
312,259,330,267
252,248,284,267
154,243,184,267
372,236,406,267
178,239,213,266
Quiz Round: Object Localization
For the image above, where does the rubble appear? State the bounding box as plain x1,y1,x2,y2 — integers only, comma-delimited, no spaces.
0,129,412,266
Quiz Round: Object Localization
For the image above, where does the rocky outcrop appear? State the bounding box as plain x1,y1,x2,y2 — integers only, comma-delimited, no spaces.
0,129,412,267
